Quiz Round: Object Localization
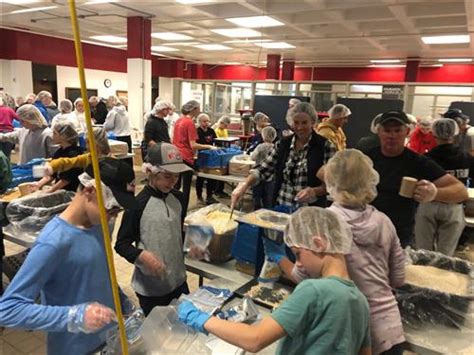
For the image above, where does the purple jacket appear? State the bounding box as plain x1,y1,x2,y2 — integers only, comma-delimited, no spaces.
329,203,405,354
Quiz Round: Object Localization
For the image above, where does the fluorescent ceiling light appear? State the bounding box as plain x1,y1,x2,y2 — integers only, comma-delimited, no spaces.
176,0,214,3
370,59,401,64
165,41,201,46
151,46,179,52
226,15,284,28
211,28,262,38
370,64,406,68
222,62,241,65
90,35,127,44
422,35,470,44
438,58,472,62
151,32,193,41
9,5,57,13
195,44,231,51
224,39,272,44
254,42,295,49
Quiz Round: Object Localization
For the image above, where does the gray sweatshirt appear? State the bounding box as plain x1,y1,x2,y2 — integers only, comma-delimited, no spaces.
104,105,131,137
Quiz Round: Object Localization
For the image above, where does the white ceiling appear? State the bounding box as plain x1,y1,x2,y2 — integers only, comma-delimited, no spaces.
1,0,473,66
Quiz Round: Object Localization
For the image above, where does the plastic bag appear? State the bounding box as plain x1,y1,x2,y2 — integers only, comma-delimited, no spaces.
9,158,45,188
395,248,474,330
258,259,282,289
180,286,233,314
5,190,74,239
216,297,260,323
102,309,145,355
185,203,239,236
183,225,213,261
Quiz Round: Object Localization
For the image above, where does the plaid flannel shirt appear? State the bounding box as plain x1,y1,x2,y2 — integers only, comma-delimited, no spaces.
251,135,336,207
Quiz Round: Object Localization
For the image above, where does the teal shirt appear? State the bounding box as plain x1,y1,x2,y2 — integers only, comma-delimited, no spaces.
271,277,371,355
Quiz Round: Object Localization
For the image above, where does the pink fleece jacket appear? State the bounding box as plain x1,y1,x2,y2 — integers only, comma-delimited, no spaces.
329,203,406,354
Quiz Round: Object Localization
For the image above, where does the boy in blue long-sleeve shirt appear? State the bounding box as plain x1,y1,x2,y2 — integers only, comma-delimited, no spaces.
0,158,137,355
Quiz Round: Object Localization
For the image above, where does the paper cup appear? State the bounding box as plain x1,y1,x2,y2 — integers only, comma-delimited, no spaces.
399,177,418,198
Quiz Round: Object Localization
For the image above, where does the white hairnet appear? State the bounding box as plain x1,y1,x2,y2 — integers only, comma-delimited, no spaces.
74,97,83,107
432,118,460,140
88,127,110,156
78,172,120,210
418,118,432,128
16,104,48,129
284,207,352,255
287,102,318,124
217,115,231,125
253,112,270,123
181,100,200,115
152,100,171,115
328,104,351,120
36,90,52,101
261,126,277,142
325,149,379,206
197,113,210,124
54,122,79,145
289,98,301,106
59,99,73,114
369,113,383,134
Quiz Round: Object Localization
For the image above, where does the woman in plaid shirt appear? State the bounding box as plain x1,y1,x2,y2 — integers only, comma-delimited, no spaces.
231,102,336,210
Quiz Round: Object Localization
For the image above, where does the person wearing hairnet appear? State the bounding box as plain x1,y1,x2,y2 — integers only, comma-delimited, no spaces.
283,98,302,137
31,122,84,193
165,103,180,141
315,104,351,151
51,99,82,133
246,112,279,154
0,159,137,354
357,110,467,247
72,98,86,133
173,100,216,213
414,119,473,256
178,207,371,355
89,96,108,125
0,104,57,164
212,115,231,139
104,95,132,152
231,102,337,210
443,108,472,155
407,118,437,154
250,126,277,209
33,91,51,123
355,114,381,152
141,100,172,159
115,143,196,316
0,94,18,159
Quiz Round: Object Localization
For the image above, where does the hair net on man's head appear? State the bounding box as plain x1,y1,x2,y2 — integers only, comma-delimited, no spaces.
181,100,200,115
197,113,210,124
369,113,383,134
59,99,73,114
152,100,170,114
328,104,351,120
54,122,79,145
288,102,318,123
432,118,460,140
253,112,270,123
16,104,48,128
218,115,231,125
87,127,110,155
261,126,277,142
284,207,353,255
325,149,379,206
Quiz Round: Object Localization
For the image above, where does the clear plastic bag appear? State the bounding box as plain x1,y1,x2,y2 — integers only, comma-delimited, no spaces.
185,203,239,235
102,309,146,354
5,190,74,239
395,248,474,330
183,225,213,262
216,296,260,324
180,286,233,314
258,259,282,289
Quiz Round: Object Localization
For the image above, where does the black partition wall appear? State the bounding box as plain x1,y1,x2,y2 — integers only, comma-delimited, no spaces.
253,95,310,131
336,98,404,148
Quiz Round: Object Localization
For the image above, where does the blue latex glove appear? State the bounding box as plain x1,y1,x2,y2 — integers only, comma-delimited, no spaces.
262,237,286,263
178,301,211,334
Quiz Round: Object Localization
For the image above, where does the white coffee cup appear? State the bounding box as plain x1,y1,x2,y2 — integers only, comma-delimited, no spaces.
399,177,418,198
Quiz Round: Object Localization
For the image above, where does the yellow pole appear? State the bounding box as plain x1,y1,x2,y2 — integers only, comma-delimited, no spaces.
67,1,129,354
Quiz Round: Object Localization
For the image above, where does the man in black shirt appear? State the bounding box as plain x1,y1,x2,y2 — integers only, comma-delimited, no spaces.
89,96,108,124
195,113,218,204
362,111,468,247
414,118,472,255
141,101,171,159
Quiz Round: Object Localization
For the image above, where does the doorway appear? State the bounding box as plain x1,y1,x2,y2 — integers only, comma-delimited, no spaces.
32,63,58,103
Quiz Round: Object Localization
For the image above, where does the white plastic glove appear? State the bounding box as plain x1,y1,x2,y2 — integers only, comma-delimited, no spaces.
295,187,317,204
135,250,167,278
67,302,116,334
413,180,438,203
231,182,248,210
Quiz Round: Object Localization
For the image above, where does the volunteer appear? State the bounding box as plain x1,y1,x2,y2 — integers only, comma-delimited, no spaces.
231,102,336,210
104,96,132,152
315,103,351,151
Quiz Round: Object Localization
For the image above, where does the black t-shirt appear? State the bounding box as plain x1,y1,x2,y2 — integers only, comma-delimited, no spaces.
143,116,170,145
197,127,217,145
426,144,473,185
366,147,446,245
53,145,84,192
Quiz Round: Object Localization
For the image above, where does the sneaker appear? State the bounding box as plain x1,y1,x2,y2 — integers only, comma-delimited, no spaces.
206,196,219,205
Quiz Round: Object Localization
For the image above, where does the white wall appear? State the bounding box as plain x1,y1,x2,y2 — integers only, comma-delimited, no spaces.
0,59,33,97
56,65,128,102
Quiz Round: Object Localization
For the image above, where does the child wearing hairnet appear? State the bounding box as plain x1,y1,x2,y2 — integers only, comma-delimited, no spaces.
178,207,371,355
250,126,277,209
265,149,405,354
32,122,84,193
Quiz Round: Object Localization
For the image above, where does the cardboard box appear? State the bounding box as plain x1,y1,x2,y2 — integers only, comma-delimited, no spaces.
109,139,129,156
198,167,228,175
228,161,254,176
